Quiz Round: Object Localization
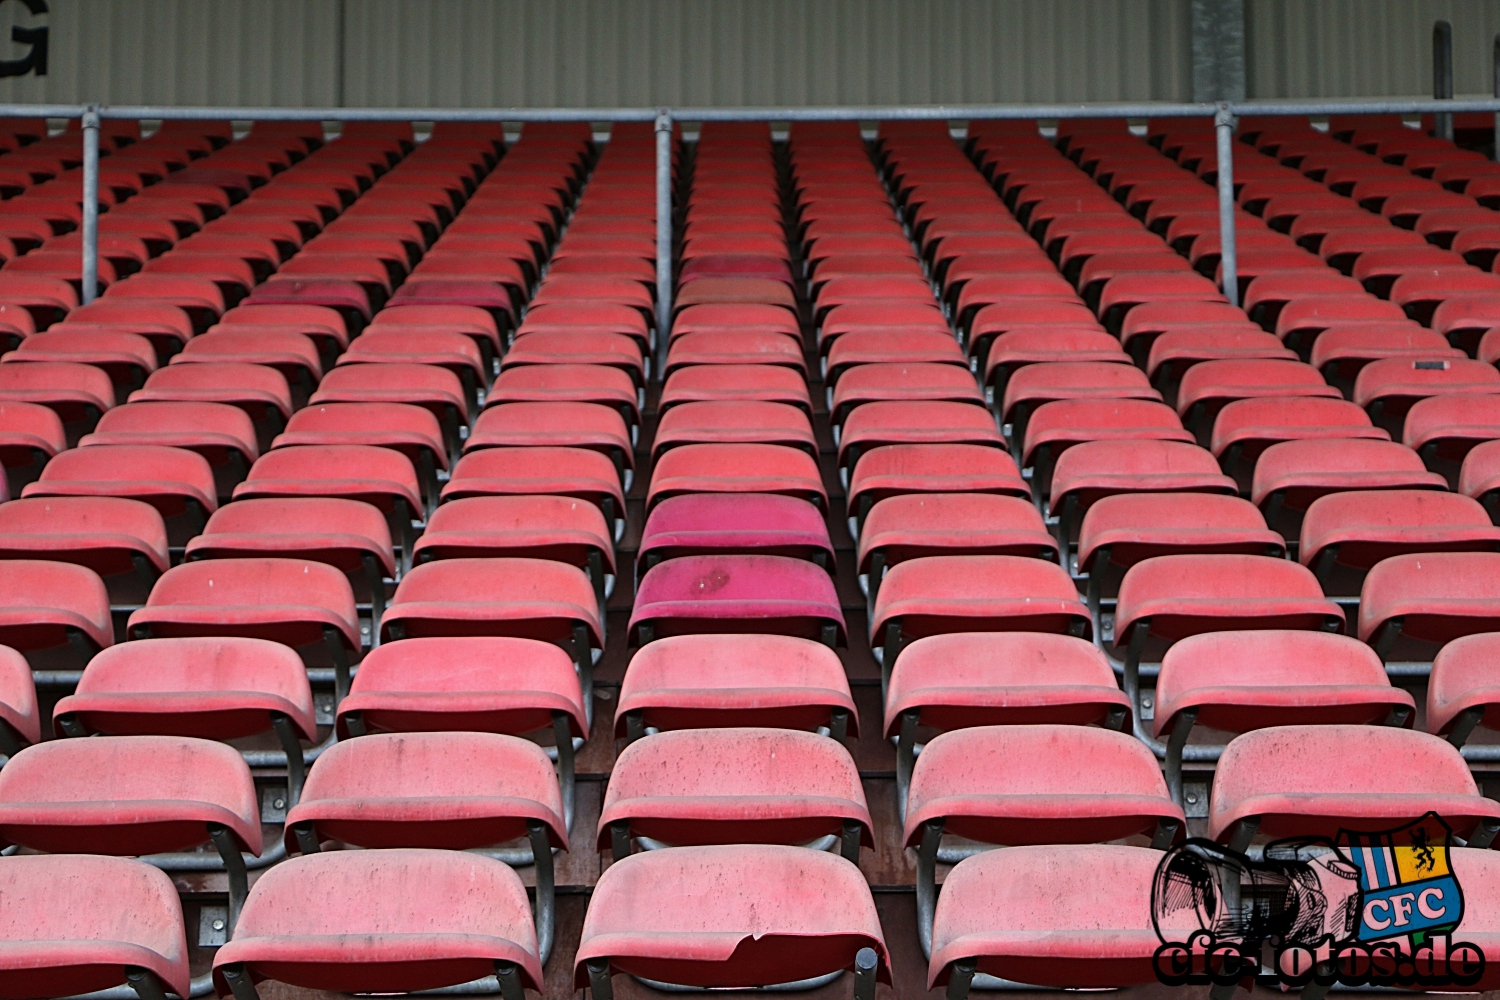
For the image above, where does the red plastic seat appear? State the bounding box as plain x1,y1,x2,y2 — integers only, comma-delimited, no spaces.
23,442,216,544
829,363,984,428
859,492,1055,608
663,331,804,376
172,329,322,395
999,361,1159,446
61,300,194,359
0,645,36,750
1354,357,1500,437
487,363,640,431
1176,359,1338,440
659,363,812,415
575,845,888,996
131,361,291,439
0,360,114,433
1209,725,1500,849
440,444,625,534
824,329,968,388
0,494,167,607
653,400,814,461
615,633,856,741
929,844,1192,994
4,330,157,399
630,554,844,646
1154,630,1415,801
1302,490,1500,596
1254,437,1452,530
79,400,256,500
1402,393,1500,483
128,558,360,696
0,399,63,487
52,634,317,760
0,559,113,663
600,727,870,861
846,442,1027,531
1358,551,1500,661
273,400,446,507
0,733,260,866
905,724,1183,948
380,559,602,697
0,855,190,1000
1427,633,1500,747
871,555,1088,690
1114,554,1343,704
1049,438,1237,545
648,443,826,512
466,401,632,486
838,400,1003,478
213,849,543,997
105,274,225,331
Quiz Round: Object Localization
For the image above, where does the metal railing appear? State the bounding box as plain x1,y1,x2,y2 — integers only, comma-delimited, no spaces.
0,88,1490,352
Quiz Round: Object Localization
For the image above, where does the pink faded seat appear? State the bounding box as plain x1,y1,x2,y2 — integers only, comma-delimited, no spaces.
487,363,640,432
466,401,633,482
665,331,805,376
837,400,1003,478
0,855,190,1000
660,363,812,414
823,330,968,389
185,495,395,628
1354,357,1500,437
1208,725,1500,850
0,734,260,866
1428,633,1500,748
905,725,1184,955
1301,490,1500,595
1359,551,1500,661
1154,631,1414,804
0,559,113,663
0,645,36,751
870,555,1089,690
127,558,361,694
847,443,1027,530
575,845,888,996
0,495,168,602
1113,554,1343,708
22,443,217,544
1463,439,1500,521
131,362,292,440
286,730,566,851
0,400,63,487
441,446,626,537
213,849,543,997
1176,359,1339,440
0,360,115,432
599,727,871,861
859,493,1055,607
1048,438,1236,546
615,633,857,741
638,492,833,576
929,845,1188,994
653,400,815,461
829,362,985,428
629,554,845,646
647,443,827,512
1403,393,1500,483
1251,438,1447,535
1078,493,1284,616
502,330,646,387
999,362,1160,446
272,401,448,512
379,558,603,692
883,632,1131,810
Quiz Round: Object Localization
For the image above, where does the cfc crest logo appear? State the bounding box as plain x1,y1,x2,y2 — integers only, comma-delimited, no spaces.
1151,814,1485,989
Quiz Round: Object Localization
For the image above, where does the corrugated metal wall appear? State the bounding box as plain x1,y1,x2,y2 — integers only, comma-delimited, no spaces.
1245,0,1500,98
0,0,1492,110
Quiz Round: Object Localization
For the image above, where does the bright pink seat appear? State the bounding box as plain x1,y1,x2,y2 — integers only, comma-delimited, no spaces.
0,855,190,1000
575,845,888,995
599,727,871,860
1208,725,1500,850
629,554,845,646
213,849,543,997
615,633,856,741
638,492,833,575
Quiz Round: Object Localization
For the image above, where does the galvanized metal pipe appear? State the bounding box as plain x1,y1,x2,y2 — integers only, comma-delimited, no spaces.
654,110,673,381
1433,20,1454,142
1214,104,1239,308
80,106,100,305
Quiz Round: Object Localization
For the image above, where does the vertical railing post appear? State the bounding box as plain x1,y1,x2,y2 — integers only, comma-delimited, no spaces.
80,105,100,305
1493,35,1499,162
1213,103,1239,309
1434,20,1454,142
654,110,673,382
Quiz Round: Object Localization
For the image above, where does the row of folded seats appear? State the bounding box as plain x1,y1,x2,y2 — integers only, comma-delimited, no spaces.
6,115,1500,999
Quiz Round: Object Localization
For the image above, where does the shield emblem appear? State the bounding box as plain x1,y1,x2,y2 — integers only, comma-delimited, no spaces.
1338,812,1465,946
